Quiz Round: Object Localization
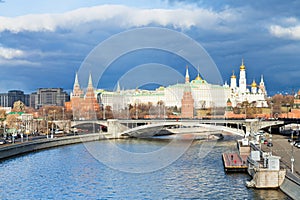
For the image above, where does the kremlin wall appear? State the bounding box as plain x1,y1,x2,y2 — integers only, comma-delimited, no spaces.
64,59,277,119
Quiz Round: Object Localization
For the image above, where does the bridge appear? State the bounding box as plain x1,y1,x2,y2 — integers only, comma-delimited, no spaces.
62,118,285,138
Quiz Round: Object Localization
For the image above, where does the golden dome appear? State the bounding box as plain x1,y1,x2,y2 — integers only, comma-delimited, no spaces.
251,80,257,88
231,70,236,79
195,73,202,81
240,59,246,70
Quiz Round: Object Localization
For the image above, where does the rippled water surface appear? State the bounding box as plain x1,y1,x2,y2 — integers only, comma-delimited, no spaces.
0,138,290,199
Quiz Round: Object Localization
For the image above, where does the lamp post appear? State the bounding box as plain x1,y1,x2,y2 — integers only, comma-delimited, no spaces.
51,110,56,139
286,103,290,118
126,104,129,128
269,102,273,154
26,116,29,142
3,121,6,139
291,130,295,174
103,105,106,120
135,104,138,119
270,102,273,119
62,107,65,133
45,110,49,139
244,104,247,120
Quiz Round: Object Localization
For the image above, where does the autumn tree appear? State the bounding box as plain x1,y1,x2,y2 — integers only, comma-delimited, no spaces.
0,108,6,120
271,94,294,114
12,101,25,112
6,114,20,129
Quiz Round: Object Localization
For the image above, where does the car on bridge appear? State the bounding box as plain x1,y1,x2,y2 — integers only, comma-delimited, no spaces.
50,129,64,134
254,130,265,137
70,128,78,134
267,142,273,147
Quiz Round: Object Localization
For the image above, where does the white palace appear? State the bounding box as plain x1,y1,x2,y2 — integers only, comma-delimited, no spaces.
90,59,268,110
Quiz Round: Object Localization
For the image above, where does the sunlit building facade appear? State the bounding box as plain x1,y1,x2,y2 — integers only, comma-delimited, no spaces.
229,60,268,107
65,73,100,120
69,60,268,117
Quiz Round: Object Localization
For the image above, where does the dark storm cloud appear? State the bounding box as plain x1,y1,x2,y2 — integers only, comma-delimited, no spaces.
164,0,300,94
0,2,299,95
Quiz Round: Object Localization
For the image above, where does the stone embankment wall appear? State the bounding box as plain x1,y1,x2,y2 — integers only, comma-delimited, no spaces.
0,133,110,160
280,172,300,199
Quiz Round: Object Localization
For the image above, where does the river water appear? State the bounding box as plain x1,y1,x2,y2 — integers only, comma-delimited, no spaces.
0,137,290,199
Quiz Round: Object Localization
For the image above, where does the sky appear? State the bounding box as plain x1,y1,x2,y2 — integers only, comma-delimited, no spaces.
0,0,299,95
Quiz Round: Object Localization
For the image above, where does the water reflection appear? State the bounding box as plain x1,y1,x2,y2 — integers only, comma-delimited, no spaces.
0,139,291,199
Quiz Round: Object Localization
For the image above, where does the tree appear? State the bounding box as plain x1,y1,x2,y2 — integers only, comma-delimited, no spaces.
6,114,20,129
12,101,25,112
271,94,294,114
0,108,6,120
104,106,113,119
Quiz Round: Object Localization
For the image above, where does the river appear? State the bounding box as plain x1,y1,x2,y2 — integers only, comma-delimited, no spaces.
0,137,290,199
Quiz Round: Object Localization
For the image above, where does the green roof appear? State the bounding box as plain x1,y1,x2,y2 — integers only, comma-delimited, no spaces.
8,112,24,115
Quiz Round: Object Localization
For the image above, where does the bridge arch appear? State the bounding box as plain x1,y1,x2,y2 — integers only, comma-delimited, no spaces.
71,121,108,133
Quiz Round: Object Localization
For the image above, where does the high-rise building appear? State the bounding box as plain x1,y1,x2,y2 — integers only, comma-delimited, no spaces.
30,88,70,109
0,90,29,108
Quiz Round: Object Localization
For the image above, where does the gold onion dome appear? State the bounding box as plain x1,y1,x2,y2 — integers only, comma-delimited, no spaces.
251,80,257,87
195,73,202,80
231,70,236,79
240,59,246,70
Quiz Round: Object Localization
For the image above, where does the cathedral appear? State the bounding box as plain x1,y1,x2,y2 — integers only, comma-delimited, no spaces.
228,59,268,108
66,59,268,119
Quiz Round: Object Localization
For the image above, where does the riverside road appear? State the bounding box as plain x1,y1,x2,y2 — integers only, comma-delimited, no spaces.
262,134,300,175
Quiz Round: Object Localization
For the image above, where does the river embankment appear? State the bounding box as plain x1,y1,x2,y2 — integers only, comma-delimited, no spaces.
0,133,113,160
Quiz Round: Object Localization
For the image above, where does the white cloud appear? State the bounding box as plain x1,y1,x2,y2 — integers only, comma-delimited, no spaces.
269,24,300,40
0,5,238,33
283,17,298,25
0,47,25,59
0,58,39,67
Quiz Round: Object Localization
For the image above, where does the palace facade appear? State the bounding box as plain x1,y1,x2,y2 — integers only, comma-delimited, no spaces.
66,59,268,118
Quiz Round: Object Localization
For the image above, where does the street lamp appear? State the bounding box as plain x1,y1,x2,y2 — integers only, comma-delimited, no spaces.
51,110,56,139
286,103,290,118
26,116,29,142
244,104,247,120
270,102,273,119
3,121,6,139
126,104,129,128
291,130,295,173
62,107,65,133
135,104,138,119
103,105,106,120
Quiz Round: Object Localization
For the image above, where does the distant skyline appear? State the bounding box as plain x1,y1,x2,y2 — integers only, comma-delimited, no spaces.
0,0,299,95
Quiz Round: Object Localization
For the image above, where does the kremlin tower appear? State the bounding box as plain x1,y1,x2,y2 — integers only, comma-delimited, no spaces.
71,73,84,98
239,59,247,93
181,67,195,118
185,65,190,83
66,73,100,120
230,71,237,91
258,75,266,95
83,73,100,119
